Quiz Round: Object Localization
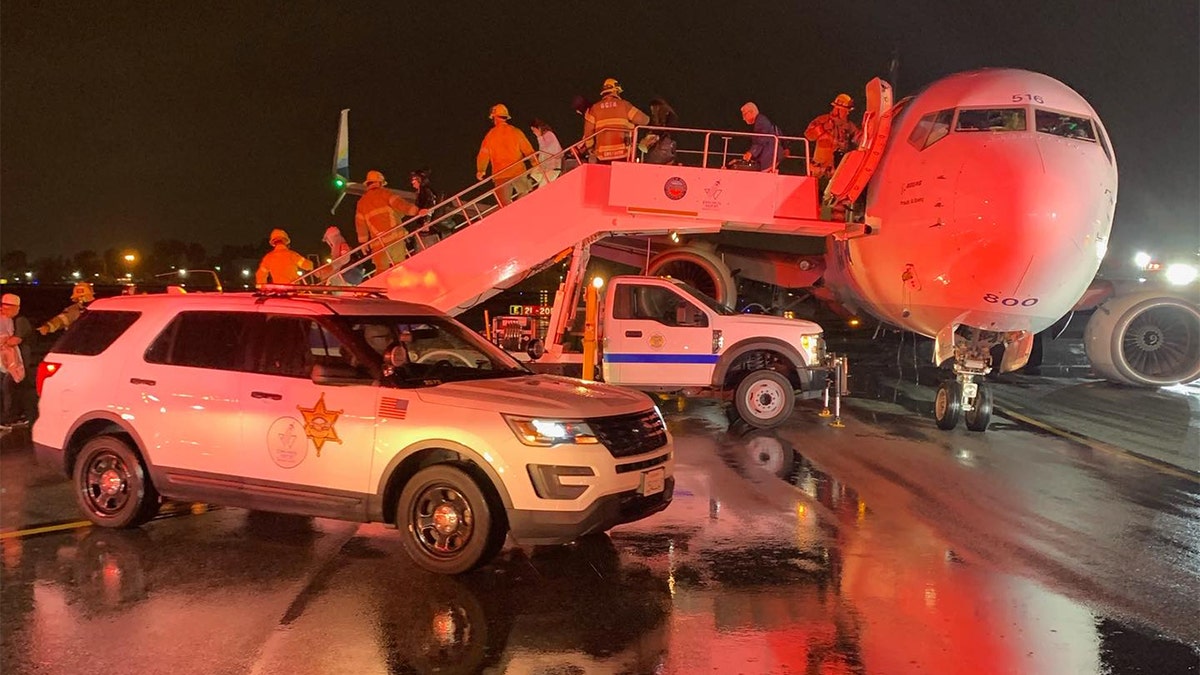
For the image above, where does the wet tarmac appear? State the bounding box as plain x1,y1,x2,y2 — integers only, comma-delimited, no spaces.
2,384,1199,674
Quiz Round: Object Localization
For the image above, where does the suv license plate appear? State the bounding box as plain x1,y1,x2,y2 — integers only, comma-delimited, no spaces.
640,468,665,496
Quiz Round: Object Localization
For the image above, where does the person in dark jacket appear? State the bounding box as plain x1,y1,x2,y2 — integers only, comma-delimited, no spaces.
740,101,781,172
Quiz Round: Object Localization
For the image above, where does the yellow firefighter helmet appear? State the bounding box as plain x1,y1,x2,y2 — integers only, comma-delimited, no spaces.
601,78,623,95
488,103,511,119
832,93,854,109
364,170,387,186
71,282,94,303
269,228,290,246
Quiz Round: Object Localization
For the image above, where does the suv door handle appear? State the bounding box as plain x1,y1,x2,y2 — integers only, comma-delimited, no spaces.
251,391,283,400
129,378,156,386
625,330,643,338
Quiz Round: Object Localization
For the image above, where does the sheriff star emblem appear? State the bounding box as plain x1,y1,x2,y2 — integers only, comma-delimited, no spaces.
297,393,343,456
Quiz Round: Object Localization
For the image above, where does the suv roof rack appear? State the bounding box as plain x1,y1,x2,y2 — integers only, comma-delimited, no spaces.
254,283,388,299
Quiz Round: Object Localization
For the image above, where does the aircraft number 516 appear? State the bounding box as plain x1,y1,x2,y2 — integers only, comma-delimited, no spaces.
984,294,1039,307
1011,94,1045,103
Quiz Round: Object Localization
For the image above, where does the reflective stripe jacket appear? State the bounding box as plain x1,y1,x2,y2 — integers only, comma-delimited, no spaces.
476,123,537,182
583,95,649,161
355,185,420,244
38,302,86,335
255,245,314,286
804,113,861,169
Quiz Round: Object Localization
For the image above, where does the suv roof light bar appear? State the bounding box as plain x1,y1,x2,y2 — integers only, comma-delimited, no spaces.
254,283,388,299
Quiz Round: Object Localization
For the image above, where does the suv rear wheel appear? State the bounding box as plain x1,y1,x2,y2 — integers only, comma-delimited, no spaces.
73,435,161,528
397,465,505,574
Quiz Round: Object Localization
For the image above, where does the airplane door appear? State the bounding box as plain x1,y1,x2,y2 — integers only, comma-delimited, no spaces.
239,314,378,497
602,281,715,387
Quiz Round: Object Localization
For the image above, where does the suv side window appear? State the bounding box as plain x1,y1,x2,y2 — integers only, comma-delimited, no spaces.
613,284,708,327
51,310,141,356
145,311,258,371
254,315,354,378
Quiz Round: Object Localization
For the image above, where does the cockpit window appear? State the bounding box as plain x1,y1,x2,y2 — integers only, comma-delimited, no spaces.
906,108,954,150
1034,109,1097,141
955,108,1027,132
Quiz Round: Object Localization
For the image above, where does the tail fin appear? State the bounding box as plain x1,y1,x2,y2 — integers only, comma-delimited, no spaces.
330,109,350,213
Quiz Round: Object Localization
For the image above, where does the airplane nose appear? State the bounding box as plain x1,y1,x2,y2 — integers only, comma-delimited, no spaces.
952,136,1114,331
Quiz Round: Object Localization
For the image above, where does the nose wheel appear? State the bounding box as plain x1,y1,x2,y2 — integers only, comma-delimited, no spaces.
934,379,993,432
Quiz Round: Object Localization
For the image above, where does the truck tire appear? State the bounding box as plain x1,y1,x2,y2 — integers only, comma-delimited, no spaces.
733,370,795,428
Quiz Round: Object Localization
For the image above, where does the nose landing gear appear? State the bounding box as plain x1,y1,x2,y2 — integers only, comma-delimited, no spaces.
934,364,993,432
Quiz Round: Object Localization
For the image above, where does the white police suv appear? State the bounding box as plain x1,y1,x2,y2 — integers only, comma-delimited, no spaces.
33,288,673,574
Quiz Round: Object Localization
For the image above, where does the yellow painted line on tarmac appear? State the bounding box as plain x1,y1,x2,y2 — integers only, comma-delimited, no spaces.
1,520,93,540
0,503,218,541
997,407,1200,483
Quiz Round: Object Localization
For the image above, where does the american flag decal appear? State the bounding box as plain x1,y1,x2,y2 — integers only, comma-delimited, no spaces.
378,397,409,420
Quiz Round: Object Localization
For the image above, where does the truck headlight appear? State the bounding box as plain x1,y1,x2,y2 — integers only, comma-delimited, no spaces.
504,415,600,446
800,333,825,363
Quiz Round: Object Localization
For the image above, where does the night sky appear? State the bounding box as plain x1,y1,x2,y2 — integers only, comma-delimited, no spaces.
2,1,1197,265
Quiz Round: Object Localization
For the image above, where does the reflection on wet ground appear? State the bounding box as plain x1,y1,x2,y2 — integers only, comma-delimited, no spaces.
2,383,1199,673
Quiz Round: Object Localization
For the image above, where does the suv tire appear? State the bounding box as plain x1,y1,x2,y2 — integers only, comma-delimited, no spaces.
397,464,504,575
73,435,161,529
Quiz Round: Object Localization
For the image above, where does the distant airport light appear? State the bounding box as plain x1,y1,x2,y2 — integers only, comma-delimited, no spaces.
848,318,861,327
1164,263,1198,286
1133,251,1152,269
179,269,188,278
24,272,32,279
72,271,81,279
242,269,251,277
123,253,136,263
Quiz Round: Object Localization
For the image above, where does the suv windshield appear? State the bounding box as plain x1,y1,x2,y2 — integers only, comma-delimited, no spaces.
339,314,529,387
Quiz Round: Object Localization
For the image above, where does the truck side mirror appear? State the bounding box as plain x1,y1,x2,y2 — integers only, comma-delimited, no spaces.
526,338,545,361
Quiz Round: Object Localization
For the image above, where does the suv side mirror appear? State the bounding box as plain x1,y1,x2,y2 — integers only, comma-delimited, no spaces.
312,363,371,386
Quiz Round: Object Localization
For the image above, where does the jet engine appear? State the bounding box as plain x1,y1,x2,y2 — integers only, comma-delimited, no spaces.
645,245,738,308
1082,289,1200,386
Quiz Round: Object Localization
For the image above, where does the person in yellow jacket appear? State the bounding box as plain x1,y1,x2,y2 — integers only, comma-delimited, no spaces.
38,282,94,335
476,104,538,207
355,170,427,272
804,93,862,181
255,229,314,287
583,78,649,163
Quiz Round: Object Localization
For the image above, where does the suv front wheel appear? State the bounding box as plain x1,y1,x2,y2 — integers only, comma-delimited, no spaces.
397,465,505,574
73,435,162,528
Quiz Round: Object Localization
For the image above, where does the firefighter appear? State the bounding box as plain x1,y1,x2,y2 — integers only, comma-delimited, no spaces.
255,229,314,287
583,78,649,163
476,104,538,207
354,170,427,272
804,93,862,182
37,282,94,335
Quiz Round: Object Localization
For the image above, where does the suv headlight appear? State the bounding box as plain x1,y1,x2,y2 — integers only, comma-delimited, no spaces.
503,415,600,447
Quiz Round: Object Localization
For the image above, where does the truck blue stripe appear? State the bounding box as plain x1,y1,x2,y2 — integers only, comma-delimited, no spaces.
603,353,720,364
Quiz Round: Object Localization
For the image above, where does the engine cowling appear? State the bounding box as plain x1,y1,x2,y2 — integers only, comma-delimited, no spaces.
1083,289,1200,386
645,245,737,308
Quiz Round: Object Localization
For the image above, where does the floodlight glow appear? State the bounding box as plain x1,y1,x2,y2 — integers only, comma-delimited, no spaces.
1164,263,1198,286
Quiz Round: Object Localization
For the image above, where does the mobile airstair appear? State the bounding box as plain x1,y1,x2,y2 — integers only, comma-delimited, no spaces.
301,126,850,317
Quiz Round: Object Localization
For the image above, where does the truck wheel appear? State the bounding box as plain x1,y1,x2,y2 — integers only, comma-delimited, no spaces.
73,435,161,529
734,370,795,428
397,464,505,575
